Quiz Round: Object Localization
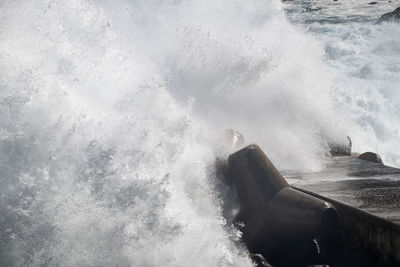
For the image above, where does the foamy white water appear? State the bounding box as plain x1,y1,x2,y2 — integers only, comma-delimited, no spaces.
284,0,400,167
0,0,398,265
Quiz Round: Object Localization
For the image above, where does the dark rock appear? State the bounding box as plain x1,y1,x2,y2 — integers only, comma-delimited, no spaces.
376,7,400,24
369,1,378,5
358,152,383,164
329,136,352,156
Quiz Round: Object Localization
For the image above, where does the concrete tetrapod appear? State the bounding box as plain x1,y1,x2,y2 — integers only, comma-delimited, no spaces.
228,144,400,266
228,144,341,266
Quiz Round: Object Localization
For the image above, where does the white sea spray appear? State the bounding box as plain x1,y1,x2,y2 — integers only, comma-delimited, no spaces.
284,0,400,167
0,0,384,265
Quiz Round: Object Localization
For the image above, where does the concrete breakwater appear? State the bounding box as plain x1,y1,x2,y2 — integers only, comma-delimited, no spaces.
223,144,400,266
296,187,400,266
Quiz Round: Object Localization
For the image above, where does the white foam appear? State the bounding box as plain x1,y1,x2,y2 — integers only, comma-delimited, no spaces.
0,0,367,265
295,4,400,167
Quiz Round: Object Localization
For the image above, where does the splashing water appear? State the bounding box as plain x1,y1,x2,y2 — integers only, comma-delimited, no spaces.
1,0,395,265
284,0,400,167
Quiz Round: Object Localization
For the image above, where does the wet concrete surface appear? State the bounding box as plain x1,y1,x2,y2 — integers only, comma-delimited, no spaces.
283,156,400,224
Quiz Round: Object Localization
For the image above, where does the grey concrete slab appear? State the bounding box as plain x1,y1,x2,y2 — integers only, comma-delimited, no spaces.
283,156,400,224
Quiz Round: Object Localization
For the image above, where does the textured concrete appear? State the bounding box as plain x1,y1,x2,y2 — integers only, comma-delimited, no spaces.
285,156,400,265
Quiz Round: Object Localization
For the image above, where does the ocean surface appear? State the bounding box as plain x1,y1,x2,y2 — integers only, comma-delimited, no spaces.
0,0,399,266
